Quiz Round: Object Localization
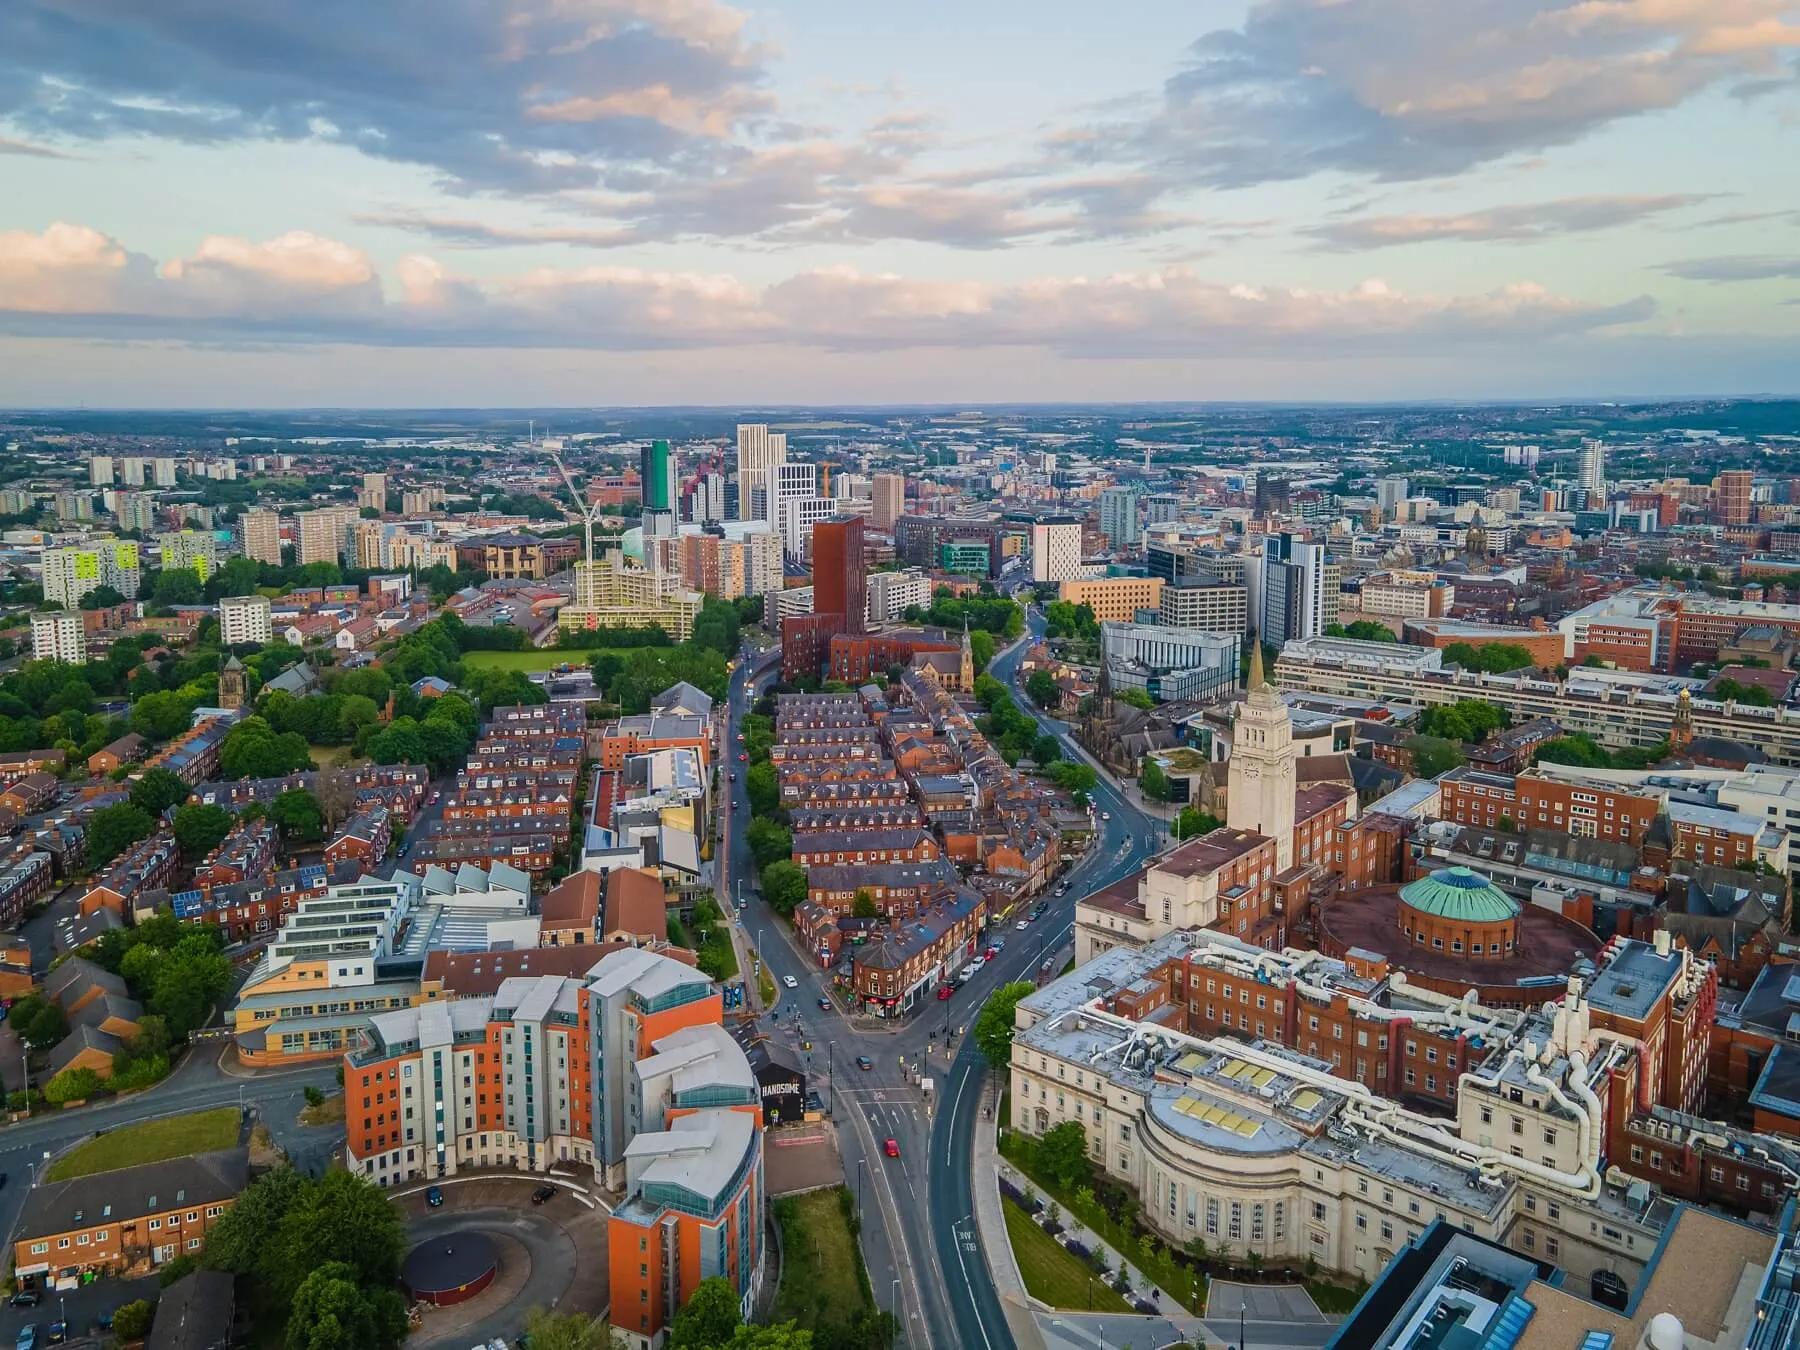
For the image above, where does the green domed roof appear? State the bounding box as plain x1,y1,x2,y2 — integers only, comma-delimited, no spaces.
620,527,645,564
1399,867,1518,923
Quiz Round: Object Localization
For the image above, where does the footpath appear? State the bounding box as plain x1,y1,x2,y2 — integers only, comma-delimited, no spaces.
969,1078,1216,1350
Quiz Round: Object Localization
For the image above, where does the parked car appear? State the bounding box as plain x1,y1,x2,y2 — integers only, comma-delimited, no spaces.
532,1185,556,1204
937,984,954,1000
9,1291,39,1309
45,1325,64,1346
1015,918,1030,930
427,1185,443,1207
969,956,986,972
17,1325,37,1350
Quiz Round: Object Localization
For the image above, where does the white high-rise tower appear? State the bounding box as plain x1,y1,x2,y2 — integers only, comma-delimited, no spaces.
1227,644,1297,871
1579,440,1606,498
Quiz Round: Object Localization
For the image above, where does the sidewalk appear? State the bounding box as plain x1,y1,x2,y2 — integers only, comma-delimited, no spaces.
970,1079,1051,1350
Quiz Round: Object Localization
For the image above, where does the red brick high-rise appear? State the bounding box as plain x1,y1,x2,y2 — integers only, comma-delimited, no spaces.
812,514,866,636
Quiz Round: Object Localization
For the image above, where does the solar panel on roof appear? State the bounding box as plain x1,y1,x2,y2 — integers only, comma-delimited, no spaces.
1293,1089,1323,1111
1251,1068,1277,1089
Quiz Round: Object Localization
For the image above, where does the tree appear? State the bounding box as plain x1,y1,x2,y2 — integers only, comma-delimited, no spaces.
79,584,128,611
1171,807,1222,840
131,688,198,741
86,802,157,868
312,766,358,832
273,1171,407,1304
761,860,809,917
1533,734,1612,769
10,995,66,1050
1037,1120,1093,1190
851,887,878,919
745,761,780,818
1139,757,1169,802
173,803,234,861
1025,669,1060,710
270,789,326,843
975,981,1035,1066
1406,735,1466,779
523,1310,617,1350
746,818,792,870
220,716,313,779
1116,688,1154,710
725,1328,812,1349
130,766,193,816
969,629,995,675
285,1261,408,1350
1031,733,1061,766
111,1301,153,1342
1047,761,1097,799
669,1275,743,1349
203,1165,309,1277
44,1066,103,1104
148,935,233,1038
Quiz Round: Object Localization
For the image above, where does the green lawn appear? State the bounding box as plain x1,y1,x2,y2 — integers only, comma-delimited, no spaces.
1003,1198,1132,1313
47,1107,240,1181
308,743,355,769
462,648,631,672
773,1189,874,1332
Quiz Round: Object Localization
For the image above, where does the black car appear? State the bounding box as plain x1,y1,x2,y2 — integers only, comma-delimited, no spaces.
532,1185,556,1204
8,1292,39,1309
426,1186,443,1207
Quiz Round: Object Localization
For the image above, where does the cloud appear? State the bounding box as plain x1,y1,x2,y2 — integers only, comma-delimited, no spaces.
1662,254,1800,280
0,0,770,194
0,222,1657,357
0,135,73,158
353,213,644,250
1061,0,1800,190
1309,194,1717,248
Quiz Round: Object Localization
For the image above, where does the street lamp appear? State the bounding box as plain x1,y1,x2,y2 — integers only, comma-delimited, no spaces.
891,1278,900,1323
826,1041,835,1119
857,1157,866,1216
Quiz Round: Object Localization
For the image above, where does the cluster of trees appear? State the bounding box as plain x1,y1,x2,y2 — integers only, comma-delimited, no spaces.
973,675,1061,768
1712,677,1776,706
1024,669,1061,711
555,624,672,651
685,893,737,982
1042,600,1099,644
670,1276,818,1348
198,1167,409,1350
221,716,315,780
1415,698,1508,743
1045,760,1097,802
89,910,233,1043
1441,641,1540,674
360,692,481,775
1323,621,1397,643
1170,807,1222,839
1405,735,1467,779
1533,734,1670,772
1139,758,1169,801
589,640,730,715
904,590,1022,641
975,981,1036,1065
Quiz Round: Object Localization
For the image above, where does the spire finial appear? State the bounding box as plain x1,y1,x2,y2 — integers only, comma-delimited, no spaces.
1247,640,1265,691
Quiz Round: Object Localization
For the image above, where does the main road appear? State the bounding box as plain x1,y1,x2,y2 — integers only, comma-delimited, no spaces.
723,612,1163,1350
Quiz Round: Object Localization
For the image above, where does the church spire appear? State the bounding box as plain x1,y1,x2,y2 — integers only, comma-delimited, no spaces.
1247,639,1265,691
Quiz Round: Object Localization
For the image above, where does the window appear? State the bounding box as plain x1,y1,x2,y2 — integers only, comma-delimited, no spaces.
1206,1197,1219,1237
149,1219,162,1231
1229,1201,1243,1240
187,1238,202,1251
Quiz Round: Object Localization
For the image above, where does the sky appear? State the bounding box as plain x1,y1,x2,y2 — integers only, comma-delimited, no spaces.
1,0,1799,407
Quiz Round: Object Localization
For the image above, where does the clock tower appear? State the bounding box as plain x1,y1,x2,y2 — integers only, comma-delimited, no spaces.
1227,643,1297,870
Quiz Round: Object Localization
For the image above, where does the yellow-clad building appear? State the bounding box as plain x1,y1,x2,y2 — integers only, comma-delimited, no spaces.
1057,575,1164,623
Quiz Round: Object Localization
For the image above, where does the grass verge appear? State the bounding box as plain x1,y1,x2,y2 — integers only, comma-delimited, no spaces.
1004,1198,1133,1313
462,648,633,672
307,743,355,769
1000,1131,1207,1314
1306,1276,1370,1314
300,1093,346,1126
48,1106,239,1181
773,1188,876,1333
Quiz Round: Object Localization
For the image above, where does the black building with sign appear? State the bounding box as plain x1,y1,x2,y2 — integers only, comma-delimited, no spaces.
746,1039,807,1126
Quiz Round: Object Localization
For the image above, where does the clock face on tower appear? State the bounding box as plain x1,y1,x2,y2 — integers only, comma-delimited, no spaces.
1239,762,1261,781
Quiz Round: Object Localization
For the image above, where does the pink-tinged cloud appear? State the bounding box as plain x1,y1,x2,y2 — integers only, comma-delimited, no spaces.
0,222,1657,355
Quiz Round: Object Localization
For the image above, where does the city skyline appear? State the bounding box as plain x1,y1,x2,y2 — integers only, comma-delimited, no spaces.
2,0,1799,405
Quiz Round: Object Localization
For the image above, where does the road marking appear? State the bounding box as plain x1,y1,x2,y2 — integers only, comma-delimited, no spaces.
951,1211,996,1350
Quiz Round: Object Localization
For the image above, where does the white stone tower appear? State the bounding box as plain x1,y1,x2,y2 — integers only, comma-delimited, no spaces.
1227,643,1297,870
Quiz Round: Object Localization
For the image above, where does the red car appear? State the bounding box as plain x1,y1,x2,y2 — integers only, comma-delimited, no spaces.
937,984,954,1000
739,752,747,762
883,1138,900,1158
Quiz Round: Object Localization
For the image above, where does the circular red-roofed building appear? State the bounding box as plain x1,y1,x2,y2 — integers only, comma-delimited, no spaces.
1319,864,1601,1005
